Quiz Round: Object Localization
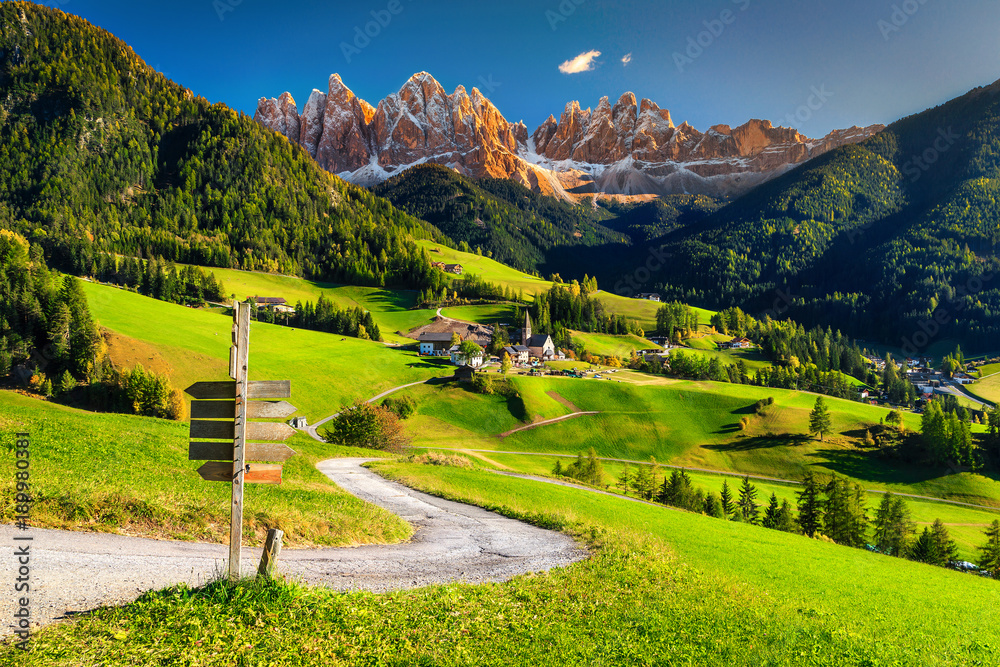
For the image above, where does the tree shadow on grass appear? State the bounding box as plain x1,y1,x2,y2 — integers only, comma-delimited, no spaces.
703,433,812,452
406,359,451,370
806,448,946,485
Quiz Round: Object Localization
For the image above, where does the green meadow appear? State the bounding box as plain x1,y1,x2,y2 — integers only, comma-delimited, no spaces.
397,376,1000,506
9,460,999,666
82,282,453,420
416,240,556,297
466,451,999,561
567,330,661,357
0,391,409,547
175,266,435,344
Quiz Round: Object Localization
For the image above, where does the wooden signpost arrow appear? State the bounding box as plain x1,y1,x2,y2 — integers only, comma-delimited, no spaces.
184,301,299,580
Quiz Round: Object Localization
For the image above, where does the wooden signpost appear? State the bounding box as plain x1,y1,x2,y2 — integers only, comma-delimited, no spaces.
185,301,298,580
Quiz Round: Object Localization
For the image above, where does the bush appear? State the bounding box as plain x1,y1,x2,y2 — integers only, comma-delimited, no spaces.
382,395,416,420
409,452,472,468
323,401,410,452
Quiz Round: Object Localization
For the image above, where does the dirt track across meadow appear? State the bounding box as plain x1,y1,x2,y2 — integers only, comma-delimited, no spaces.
0,458,586,638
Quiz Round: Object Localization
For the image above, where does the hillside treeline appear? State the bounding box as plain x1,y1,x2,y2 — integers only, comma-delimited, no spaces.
0,3,448,292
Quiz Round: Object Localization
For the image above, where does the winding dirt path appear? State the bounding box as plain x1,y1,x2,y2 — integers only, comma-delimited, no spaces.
497,412,600,438
0,458,586,638
305,377,449,442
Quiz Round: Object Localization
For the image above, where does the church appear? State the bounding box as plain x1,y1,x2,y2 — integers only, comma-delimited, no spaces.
518,312,560,361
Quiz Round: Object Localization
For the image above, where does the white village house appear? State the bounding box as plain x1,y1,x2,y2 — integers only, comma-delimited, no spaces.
450,345,484,368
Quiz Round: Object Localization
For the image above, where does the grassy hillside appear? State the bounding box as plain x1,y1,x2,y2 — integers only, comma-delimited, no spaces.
399,377,1000,505
568,331,660,357
12,460,999,665
593,291,716,333
474,452,998,561
82,282,453,419
0,3,444,289
182,266,435,343
416,240,556,298
0,391,409,546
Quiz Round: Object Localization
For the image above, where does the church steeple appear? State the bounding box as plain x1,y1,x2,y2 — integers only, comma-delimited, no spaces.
523,311,532,347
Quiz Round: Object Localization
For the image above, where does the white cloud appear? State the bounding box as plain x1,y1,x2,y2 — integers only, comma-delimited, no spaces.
621,53,632,67
558,50,602,74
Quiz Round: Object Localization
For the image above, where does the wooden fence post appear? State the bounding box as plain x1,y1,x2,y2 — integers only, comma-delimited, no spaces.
230,301,251,580
258,528,284,579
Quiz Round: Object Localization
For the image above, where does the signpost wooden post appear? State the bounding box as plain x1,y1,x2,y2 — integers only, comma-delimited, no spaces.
185,301,298,580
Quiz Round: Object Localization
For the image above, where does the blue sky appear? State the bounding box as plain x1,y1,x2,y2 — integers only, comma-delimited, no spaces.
48,0,1000,137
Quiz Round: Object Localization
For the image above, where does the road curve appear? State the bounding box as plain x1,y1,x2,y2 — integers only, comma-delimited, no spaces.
0,458,586,637
305,377,450,442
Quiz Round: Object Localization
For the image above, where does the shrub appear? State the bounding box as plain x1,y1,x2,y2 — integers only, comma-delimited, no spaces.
382,395,416,420
410,452,472,468
323,401,410,453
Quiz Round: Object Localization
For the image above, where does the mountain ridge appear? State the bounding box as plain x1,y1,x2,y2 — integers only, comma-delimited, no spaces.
254,71,884,201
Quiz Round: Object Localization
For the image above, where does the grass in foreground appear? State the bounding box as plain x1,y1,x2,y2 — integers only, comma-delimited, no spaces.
7,461,999,666
0,391,410,547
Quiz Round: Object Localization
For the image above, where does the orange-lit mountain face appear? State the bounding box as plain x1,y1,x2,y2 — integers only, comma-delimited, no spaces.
255,72,883,200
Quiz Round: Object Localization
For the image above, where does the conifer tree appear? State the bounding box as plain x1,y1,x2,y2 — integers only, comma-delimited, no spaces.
617,464,631,495
762,492,781,529
775,499,798,533
797,472,823,537
809,396,832,441
737,475,760,524
704,493,725,518
872,492,914,556
911,519,959,566
719,480,734,517
978,520,1000,577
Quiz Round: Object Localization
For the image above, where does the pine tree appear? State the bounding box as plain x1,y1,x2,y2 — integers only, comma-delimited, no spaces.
823,476,868,547
737,475,760,524
809,396,832,441
872,493,914,557
908,527,937,565
910,518,958,566
704,493,725,518
930,518,958,565
617,464,631,495
978,520,1000,577
720,480,734,517
762,493,781,529
797,472,823,537
552,460,564,476
775,499,798,533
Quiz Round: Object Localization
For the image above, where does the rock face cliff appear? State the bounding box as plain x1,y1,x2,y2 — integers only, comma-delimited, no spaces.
255,72,883,199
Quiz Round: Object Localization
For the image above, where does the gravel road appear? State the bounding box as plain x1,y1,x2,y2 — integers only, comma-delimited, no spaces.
0,458,587,638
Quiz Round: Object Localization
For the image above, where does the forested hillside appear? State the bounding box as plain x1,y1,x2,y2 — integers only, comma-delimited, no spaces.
642,79,1000,350
0,2,448,289
372,164,624,273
